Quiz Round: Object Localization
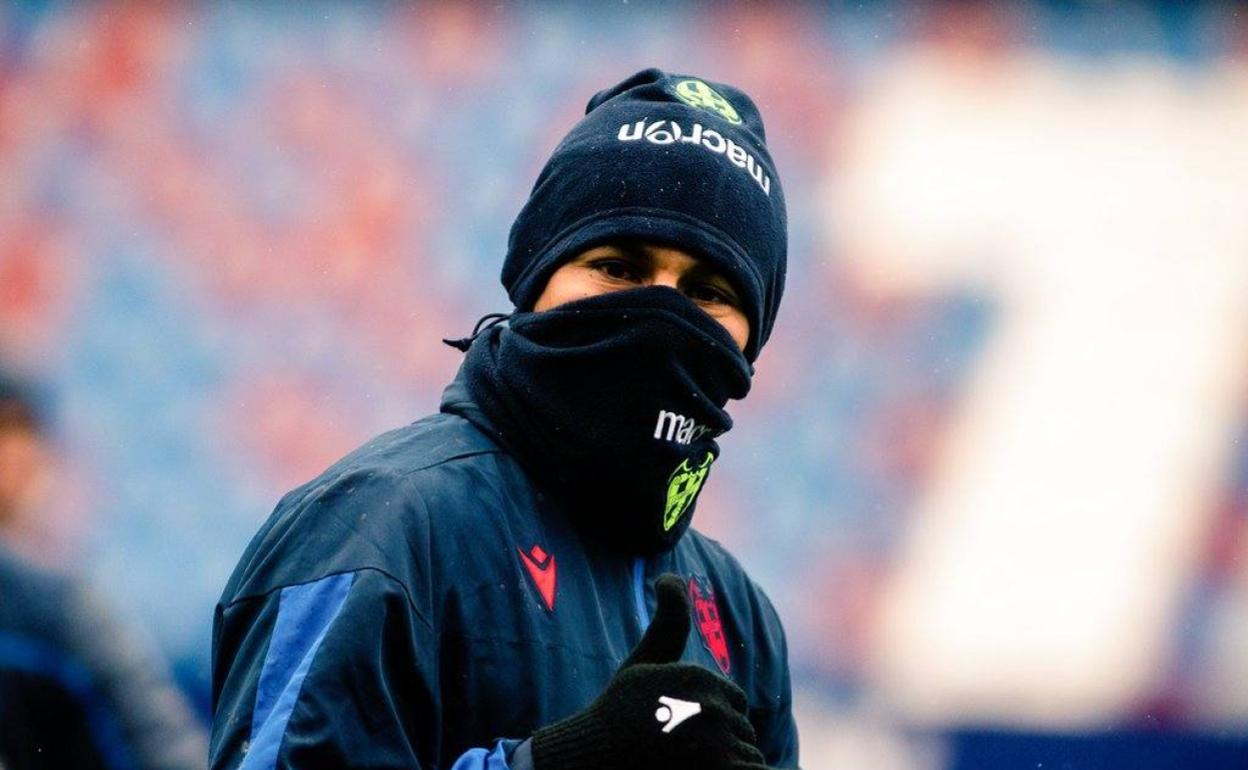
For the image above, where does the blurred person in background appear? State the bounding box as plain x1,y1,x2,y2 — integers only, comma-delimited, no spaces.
0,372,207,769
211,69,797,770
0,377,51,555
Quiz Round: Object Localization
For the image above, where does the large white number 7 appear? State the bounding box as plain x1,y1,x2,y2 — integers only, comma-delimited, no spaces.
832,50,1248,724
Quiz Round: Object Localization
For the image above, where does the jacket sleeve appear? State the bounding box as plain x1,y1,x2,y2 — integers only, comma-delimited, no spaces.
753,650,799,768
211,567,528,770
751,586,801,769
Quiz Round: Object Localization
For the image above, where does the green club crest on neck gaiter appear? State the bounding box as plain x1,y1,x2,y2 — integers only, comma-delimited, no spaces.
663,452,715,531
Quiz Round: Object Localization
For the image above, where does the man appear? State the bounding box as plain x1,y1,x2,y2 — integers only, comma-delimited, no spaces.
0,373,207,769
211,68,797,769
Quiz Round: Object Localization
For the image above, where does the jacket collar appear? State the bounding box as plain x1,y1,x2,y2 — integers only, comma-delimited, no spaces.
438,361,503,446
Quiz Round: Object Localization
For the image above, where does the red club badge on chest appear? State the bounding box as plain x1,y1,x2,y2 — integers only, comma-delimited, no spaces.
688,575,730,675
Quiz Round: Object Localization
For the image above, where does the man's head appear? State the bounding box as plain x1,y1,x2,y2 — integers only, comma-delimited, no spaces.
502,68,787,363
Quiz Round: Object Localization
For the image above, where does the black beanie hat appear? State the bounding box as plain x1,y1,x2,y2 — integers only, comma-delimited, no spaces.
501,68,787,362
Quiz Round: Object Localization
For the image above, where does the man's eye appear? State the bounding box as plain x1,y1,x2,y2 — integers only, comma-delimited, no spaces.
593,259,640,282
687,283,734,306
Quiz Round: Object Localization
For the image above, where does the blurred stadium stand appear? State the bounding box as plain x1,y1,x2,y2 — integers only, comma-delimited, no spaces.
1,2,1246,767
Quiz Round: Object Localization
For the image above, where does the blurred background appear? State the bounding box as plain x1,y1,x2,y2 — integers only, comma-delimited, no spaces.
2,1,1247,767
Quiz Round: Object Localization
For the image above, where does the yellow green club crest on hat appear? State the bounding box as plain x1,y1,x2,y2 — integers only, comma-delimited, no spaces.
672,79,743,125
663,452,715,531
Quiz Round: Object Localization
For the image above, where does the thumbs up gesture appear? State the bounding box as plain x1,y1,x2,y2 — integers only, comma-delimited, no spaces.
532,574,771,770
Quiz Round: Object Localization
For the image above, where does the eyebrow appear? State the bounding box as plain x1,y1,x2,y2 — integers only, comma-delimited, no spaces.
611,241,655,265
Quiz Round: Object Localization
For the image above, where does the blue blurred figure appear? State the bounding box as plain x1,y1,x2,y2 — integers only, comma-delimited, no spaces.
0,373,206,769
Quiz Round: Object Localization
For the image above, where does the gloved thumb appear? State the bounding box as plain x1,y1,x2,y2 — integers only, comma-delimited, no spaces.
622,573,691,667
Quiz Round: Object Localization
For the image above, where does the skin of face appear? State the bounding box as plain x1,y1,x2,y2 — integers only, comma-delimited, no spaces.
0,425,50,528
532,242,751,352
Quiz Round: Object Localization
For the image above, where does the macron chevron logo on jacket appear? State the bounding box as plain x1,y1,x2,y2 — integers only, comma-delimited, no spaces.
518,544,557,611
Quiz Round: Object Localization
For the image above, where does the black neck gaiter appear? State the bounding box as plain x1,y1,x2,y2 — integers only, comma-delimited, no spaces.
457,287,753,555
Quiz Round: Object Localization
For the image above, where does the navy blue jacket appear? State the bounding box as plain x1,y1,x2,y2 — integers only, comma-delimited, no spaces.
210,375,798,769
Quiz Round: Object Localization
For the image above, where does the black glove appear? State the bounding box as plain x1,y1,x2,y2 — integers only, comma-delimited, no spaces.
532,573,771,770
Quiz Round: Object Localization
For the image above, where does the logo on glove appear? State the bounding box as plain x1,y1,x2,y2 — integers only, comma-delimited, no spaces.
655,695,702,734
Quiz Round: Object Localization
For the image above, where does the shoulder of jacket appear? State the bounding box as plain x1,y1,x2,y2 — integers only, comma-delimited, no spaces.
337,411,503,476
271,412,512,517
221,413,525,605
